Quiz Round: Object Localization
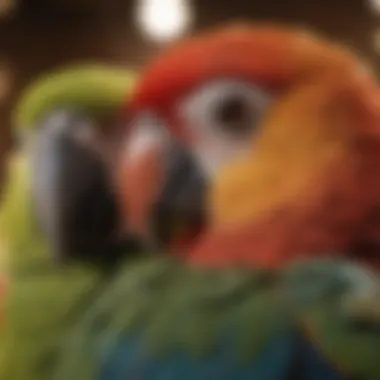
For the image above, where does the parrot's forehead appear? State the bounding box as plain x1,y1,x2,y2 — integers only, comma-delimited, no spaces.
131,24,363,117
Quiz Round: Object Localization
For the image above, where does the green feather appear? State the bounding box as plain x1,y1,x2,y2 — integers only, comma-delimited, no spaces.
284,260,380,380
298,302,380,380
0,154,103,380
13,64,138,133
0,154,47,274
53,259,291,380
53,259,380,380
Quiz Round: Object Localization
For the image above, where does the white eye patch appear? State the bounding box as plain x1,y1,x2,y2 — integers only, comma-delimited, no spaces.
178,79,272,177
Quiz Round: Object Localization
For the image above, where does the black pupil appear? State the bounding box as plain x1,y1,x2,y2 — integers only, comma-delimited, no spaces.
216,96,252,134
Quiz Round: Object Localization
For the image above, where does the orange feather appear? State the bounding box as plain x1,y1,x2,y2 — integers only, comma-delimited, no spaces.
189,80,380,268
128,24,380,269
183,28,380,269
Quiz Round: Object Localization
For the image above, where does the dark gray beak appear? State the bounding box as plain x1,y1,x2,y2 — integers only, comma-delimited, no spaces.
150,141,207,249
29,110,139,267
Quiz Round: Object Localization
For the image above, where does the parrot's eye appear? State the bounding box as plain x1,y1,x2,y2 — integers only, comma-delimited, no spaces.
180,80,272,140
215,95,253,136
178,80,272,177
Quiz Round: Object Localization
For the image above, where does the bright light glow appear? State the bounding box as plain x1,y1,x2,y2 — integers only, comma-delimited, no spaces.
369,0,380,14
0,0,15,19
136,0,193,43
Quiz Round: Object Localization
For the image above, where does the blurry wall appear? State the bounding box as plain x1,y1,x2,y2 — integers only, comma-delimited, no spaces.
0,0,379,183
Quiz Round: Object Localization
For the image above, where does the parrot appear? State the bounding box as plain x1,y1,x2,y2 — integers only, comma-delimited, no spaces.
4,25,380,380
7,64,141,267
0,64,140,380
106,23,380,378
118,23,380,270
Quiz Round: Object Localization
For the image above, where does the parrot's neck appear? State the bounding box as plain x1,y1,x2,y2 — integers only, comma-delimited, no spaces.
188,142,380,270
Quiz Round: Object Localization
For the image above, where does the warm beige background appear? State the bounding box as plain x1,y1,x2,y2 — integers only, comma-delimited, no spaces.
0,0,379,186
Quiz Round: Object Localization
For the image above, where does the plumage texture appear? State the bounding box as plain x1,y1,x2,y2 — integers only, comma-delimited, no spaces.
52,258,380,380
14,64,137,133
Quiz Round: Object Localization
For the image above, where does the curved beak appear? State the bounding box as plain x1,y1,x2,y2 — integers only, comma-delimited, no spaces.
117,114,206,252
29,111,134,265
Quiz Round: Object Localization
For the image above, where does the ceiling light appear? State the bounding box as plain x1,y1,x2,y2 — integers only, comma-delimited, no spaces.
136,0,193,43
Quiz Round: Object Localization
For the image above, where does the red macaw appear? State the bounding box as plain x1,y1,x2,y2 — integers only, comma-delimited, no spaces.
118,24,380,270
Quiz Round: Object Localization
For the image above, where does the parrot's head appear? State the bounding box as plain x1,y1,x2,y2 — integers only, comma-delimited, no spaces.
8,65,143,267
118,24,380,267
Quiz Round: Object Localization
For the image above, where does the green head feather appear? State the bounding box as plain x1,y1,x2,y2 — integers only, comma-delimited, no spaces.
13,64,138,133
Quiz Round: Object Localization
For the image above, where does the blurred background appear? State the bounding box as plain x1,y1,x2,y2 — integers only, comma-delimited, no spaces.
0,0,379,183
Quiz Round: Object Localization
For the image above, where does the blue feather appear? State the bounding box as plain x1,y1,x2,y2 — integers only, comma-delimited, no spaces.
99,330,344,380
100,332,292,379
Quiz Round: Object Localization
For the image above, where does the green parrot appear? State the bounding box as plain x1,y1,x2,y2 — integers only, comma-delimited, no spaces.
0,64,139,380
11,64,141,267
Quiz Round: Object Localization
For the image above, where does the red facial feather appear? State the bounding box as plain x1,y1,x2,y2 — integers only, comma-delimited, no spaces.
125,24,380,269
130,24,371,136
